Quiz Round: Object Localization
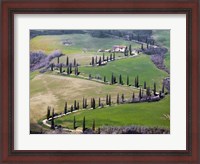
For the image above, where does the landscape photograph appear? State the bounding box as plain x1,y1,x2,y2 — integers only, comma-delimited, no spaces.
30,30,170,134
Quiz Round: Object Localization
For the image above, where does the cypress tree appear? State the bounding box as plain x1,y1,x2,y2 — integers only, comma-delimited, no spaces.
82,116,86,132
77,102,79,110
85,98,87,108
162,83,165,93
67,66,70,74
47,106,51,120
127,76,129,85
142,89,144,98
66,56,69,66
98,97,101,107
119,74,122,85
147,43,149,49
154,82,156,95
113,52,115,60
57,57,59,64
74,100,77,110
134,77,137,87
73,116,76,129
98,128,101,134
51,116,55,129
93,98,96,109
124,47,128,56
83,97,85,108
111,73,114,84
113,76,116,83
74,67,77,75
104,76,106,83
132,92,135,102
95,56,98,64
52,108,54,118
73,58,76,67
51,108,55,129
103,53,105,61
141,44,144,50
107,56,109,62
129,45,132,55
69,63,72,74
92,119,95,131
144,81,146,89
91,98,93,108
76,66,79,75
51,63,54,71
136,75,139,87
159,91,162,98
59,64,62,73
64,102,67,114
117,93,119,104
71,105,73,113
121,94,124,102
110,54,112,61
139,88,142,99
109,95,111,106
98,56,102,66
146,87,151,97
92,57,94,66
137,34,140,41
106,95,108,105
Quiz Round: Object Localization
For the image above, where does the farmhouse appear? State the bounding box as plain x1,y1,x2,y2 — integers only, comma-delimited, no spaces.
112,45,127,53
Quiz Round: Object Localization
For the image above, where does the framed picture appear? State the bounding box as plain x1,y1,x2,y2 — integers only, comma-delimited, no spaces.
1,0,199,163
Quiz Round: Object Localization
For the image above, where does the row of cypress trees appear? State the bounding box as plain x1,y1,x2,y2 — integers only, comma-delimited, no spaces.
48,84,165,131
73,116,96,132
57,56,77,67
91,53,116,66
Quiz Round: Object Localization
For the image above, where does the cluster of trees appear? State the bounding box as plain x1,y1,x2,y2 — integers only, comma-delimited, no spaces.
55,56,78,67
106,94,112,106
123,44,140,56
61,114,96,132
30,50,62,72
45,107,56,129
140,42,154,51
47,106,95,132
82,117,96,132
87,30,153,40
51,57,80,75
110,73,135,86
91,53,116,66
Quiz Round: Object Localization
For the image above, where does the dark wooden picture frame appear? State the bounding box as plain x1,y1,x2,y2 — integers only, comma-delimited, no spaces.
1,0,199,163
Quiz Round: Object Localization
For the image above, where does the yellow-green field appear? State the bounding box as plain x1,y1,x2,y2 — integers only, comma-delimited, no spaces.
30,32,170,133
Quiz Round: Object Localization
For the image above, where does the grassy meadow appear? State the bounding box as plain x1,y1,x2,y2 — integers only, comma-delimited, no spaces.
78,54,168,90
55,96,170,129
30,74,139,124
30,34,141,66
30,31,170,133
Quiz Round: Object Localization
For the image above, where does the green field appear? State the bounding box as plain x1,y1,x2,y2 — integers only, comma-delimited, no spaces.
78,54,168,90
55,96,170,129
30,31,170,133
30,34,141,66
30,34,141,54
